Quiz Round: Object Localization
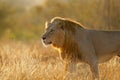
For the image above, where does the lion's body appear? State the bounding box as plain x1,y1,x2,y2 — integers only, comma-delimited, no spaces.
42,17,120,79
89,30,120,62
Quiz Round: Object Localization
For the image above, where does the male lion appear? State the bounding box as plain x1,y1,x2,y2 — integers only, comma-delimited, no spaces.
42,17,120,79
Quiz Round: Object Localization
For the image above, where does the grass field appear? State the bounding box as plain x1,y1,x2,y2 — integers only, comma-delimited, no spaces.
0,41,120,80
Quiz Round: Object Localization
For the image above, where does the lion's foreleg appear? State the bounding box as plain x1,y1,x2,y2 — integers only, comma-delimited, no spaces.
64,62,78,80
79,36,99,80
68,62,77,73
88,59,99,80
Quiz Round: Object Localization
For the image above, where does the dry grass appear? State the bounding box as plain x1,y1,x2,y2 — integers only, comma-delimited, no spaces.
0,41,120,80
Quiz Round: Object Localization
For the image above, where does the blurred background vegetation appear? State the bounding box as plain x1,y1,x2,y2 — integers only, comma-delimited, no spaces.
0,0,120,41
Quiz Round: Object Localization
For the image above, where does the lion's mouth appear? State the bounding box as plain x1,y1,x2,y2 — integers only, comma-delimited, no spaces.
47,41,52,44
42,39,52,45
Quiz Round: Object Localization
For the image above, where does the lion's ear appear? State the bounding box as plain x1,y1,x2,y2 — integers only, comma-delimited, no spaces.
60,21,65,30
59,21,65,30
45,21,51,29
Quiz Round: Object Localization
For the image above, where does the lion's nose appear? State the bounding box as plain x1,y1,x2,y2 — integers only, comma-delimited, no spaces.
42,36,46,40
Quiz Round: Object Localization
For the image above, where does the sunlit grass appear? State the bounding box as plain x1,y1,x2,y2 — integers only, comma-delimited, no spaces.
0,41,120,80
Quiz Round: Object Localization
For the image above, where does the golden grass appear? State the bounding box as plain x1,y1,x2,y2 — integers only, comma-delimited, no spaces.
0,41,120,80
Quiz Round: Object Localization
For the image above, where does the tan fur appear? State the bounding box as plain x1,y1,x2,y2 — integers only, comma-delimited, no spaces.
42,17,120,80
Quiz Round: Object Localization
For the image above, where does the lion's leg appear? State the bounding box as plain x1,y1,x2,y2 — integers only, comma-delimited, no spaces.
64,62,78,80
68,62,77,73
88,60,99,80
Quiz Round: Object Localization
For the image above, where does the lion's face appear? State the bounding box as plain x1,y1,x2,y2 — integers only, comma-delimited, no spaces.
42,19,65,48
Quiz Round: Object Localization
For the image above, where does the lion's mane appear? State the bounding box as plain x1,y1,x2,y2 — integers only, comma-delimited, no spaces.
54,18,84,62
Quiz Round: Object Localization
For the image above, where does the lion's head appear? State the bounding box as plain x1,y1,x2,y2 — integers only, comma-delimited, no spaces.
42,17,66,48
42,17,83,61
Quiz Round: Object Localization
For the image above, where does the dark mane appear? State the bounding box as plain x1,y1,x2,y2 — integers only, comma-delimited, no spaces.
51,17,83,61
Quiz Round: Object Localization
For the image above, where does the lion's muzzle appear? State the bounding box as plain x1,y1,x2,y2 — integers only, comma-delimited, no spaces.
42,35,52,45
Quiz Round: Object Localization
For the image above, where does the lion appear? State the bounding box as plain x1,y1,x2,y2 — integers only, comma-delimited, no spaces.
42,17,120,79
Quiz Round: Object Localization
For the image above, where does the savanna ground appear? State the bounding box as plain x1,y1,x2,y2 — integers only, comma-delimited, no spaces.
0,40,120,80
